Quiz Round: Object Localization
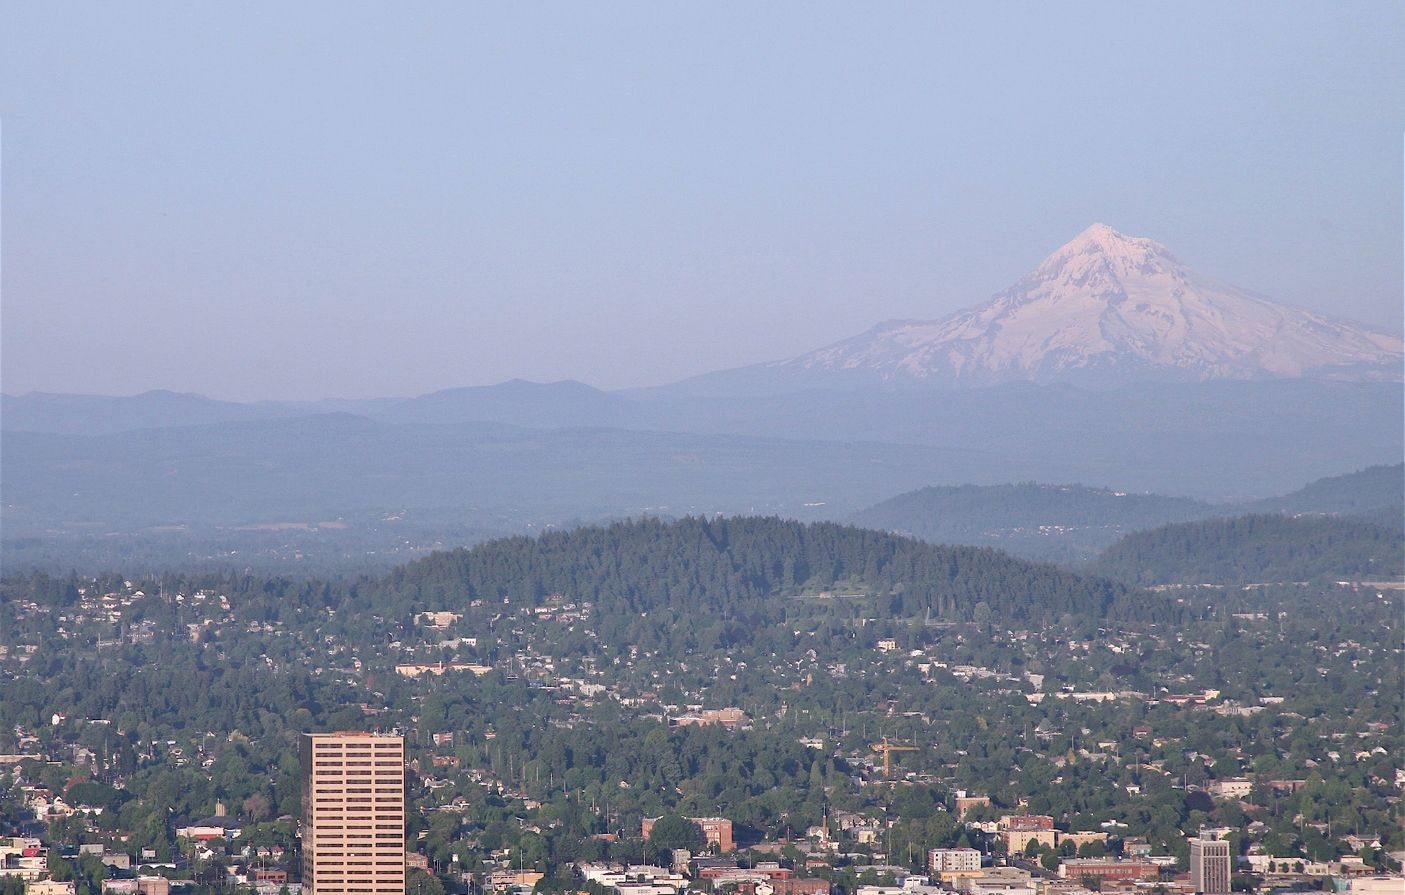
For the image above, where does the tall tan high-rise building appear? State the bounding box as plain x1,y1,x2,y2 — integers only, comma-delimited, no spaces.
301,732,406,895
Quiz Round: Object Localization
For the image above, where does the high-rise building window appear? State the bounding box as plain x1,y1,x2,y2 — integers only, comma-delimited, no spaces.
303,734,405,895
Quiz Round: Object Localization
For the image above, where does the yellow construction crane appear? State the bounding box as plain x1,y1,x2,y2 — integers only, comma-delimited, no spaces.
871,736,918,777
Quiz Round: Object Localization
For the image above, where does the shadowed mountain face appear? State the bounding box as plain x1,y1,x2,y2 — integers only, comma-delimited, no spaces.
655,224,1404,396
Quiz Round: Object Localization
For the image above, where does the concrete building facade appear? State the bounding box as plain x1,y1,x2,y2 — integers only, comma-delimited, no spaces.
1189,833,1231,895
929,849,982,873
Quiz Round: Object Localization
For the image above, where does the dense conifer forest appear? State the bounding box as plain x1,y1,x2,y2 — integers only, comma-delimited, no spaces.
381,517,1158,626
1090,515,1405,586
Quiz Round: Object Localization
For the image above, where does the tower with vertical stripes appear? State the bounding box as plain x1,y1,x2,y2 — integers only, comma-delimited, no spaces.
301,733,406,895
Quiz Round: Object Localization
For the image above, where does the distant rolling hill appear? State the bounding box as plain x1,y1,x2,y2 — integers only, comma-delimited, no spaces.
0,389,300,435
1087,514,1405,586
1234,463,1404,517
7,379,1400,505
847,465,1404,565
848,482,1214,565
0,414,1006,536
371,379,644,429
1,379,643,435
385,515,1167,627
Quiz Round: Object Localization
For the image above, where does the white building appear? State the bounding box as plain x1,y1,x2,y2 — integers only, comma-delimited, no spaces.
1208,779,1253,799
856,877,947,895
576,863,687,895
929,849,982,873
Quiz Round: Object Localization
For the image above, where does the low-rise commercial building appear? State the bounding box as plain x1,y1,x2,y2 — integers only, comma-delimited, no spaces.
1057,859,1160,883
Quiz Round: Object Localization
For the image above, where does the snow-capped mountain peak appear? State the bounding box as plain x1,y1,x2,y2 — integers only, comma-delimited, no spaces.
770,224,1403,387
1027,222,1180,288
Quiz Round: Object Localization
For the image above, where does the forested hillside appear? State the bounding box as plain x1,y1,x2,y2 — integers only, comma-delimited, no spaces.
379,516,1160,630
1234,463,1404,517
1089,514,1405,586
1352,504,1405,530
845,465,1405,567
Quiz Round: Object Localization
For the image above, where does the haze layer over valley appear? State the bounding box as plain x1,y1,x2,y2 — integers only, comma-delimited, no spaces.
4,226,1400,575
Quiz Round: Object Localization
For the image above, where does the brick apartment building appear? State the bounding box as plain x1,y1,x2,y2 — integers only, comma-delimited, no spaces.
641,816,734,852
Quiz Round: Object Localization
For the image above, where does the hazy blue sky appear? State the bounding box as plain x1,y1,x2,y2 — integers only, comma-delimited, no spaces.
3,2,1401,401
